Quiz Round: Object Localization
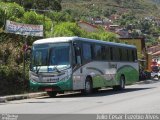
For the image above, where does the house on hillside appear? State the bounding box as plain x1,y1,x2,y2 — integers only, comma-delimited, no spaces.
109,14,120,21
147,45,160,65
147,45,160,54
91,17,104,25
115,28,130,38
77,21,99,32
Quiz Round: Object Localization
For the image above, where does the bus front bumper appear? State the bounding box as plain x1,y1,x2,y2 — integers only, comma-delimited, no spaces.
29,78,72,92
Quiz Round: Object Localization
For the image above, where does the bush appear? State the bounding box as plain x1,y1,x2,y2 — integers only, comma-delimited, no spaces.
47,11,74,23
0,35,31,96
47,22,118,42
48,22,87,37
0,65,29,96
22,11,52,32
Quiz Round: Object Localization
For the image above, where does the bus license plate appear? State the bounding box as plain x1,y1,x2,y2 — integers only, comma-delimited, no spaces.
45,88,53,91
46,78,59,82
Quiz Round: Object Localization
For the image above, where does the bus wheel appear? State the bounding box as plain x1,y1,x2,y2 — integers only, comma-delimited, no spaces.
47,91,57,97
93,88,100,93
82,77,92,95
113,76,125,91
119,76,125,90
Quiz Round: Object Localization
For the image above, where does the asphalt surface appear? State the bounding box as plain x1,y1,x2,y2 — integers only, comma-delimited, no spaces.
0,79,160,114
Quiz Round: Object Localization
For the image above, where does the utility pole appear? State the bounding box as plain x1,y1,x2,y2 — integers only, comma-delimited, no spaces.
22,32,27,81
43,11,46,38
3,7,7,30
29,9,50,38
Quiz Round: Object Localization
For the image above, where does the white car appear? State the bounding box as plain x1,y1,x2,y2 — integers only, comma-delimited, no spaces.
151,72,160,79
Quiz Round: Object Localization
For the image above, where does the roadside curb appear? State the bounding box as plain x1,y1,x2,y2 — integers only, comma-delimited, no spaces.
0,79,159,103
0,92,47,103
136,78,160,84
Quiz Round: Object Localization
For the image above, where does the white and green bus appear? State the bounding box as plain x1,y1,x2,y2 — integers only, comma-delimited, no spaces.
29,37,139,97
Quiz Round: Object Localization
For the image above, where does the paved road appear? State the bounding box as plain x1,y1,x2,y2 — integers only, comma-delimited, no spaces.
0,79,160,114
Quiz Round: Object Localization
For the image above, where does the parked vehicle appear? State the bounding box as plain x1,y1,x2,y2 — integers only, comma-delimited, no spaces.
29,37,139,97
151,72,160,79
151,66,159,73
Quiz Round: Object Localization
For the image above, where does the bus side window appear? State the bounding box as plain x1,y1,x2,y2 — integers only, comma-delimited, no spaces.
132,50,135,62
128,49,133,62
111,47,121,61
110,47,113,61
73,43,82,66
119,48,122,61
105,46,110,61
101,46,106,60
94,45,102,60
114,47,120,61
122,48,127,61
134,50,138,61
133,49,137,61
82,43,92,63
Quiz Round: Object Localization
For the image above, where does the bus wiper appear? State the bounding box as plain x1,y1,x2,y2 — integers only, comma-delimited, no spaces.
48,48,61,73
54,65,61,73
36,65,41,74
59,65,70,71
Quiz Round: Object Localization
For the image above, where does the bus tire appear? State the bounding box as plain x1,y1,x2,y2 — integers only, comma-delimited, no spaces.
113,85,119,91
47,91,57,97
93,88,100,93
119,76,125,90
82,77,92,95
113,76,125,91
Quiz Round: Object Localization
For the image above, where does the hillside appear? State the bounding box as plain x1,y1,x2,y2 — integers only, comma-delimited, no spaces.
61,0,160,18
152,0,160,3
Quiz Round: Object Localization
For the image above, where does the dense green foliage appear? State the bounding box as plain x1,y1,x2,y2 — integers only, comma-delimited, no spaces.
0,2,25,28
49,22,86,37
0,2,118,95
62,0,160,18
1,0,62,11
47,22,117,41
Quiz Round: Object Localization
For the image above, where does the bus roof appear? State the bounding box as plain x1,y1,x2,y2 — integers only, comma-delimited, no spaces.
33,37,136,48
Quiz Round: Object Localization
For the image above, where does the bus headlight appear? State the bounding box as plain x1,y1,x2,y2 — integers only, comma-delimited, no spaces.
60,75,70,82
60,69,71,82
30,73,38,83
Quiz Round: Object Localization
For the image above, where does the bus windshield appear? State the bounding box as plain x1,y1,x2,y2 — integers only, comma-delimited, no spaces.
31,43,70,73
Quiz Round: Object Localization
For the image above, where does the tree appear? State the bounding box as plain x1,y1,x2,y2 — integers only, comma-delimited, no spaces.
3,0,62,11
48,22,86,37
31,0,62,11
49,0,62,11
22,11,52,31
87,31,118,42
0,2,25,29
47,22,118,42
46,11,74,24
114,0,122,5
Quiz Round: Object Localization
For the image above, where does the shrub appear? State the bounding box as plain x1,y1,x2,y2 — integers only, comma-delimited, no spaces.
48,22,87,37
0,65,29,96
22,11,52,32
